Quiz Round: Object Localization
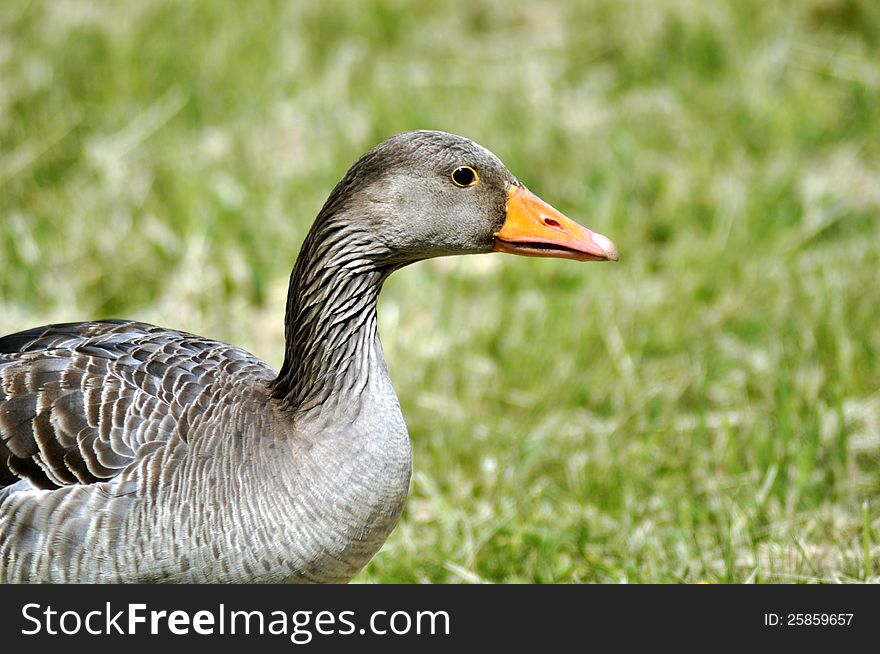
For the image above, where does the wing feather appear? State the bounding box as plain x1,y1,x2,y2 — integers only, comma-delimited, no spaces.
0,320,267,495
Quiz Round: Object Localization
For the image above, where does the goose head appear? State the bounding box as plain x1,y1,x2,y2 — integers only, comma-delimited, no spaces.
313,130,618,267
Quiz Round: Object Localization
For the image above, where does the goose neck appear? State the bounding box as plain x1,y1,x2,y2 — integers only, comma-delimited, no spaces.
270,220,393,413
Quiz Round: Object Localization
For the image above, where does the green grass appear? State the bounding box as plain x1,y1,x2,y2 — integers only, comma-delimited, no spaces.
1,0,879,583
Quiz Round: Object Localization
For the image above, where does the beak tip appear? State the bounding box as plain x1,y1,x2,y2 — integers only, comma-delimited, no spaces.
593,232,619,262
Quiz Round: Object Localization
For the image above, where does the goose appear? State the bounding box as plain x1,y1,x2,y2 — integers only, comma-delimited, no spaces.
0,130,617,583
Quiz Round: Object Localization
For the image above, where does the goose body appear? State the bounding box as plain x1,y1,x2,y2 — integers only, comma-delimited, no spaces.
0,131,617,583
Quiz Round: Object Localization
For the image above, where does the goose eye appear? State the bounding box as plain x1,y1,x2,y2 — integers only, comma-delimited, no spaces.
451,166,479,187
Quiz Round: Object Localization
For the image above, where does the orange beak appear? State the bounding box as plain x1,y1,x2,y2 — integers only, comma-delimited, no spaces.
493,185,618,262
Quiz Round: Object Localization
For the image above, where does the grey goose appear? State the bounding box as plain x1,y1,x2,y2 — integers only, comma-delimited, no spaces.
0,130,618,583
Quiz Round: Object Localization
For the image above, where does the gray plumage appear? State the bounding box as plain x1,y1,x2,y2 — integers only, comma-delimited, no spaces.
0,131,616,583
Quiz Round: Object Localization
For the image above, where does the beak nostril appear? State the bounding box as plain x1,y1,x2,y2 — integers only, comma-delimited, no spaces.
543,217,561,229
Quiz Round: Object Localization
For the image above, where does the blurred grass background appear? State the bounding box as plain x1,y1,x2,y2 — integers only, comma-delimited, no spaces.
1,0,879,582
